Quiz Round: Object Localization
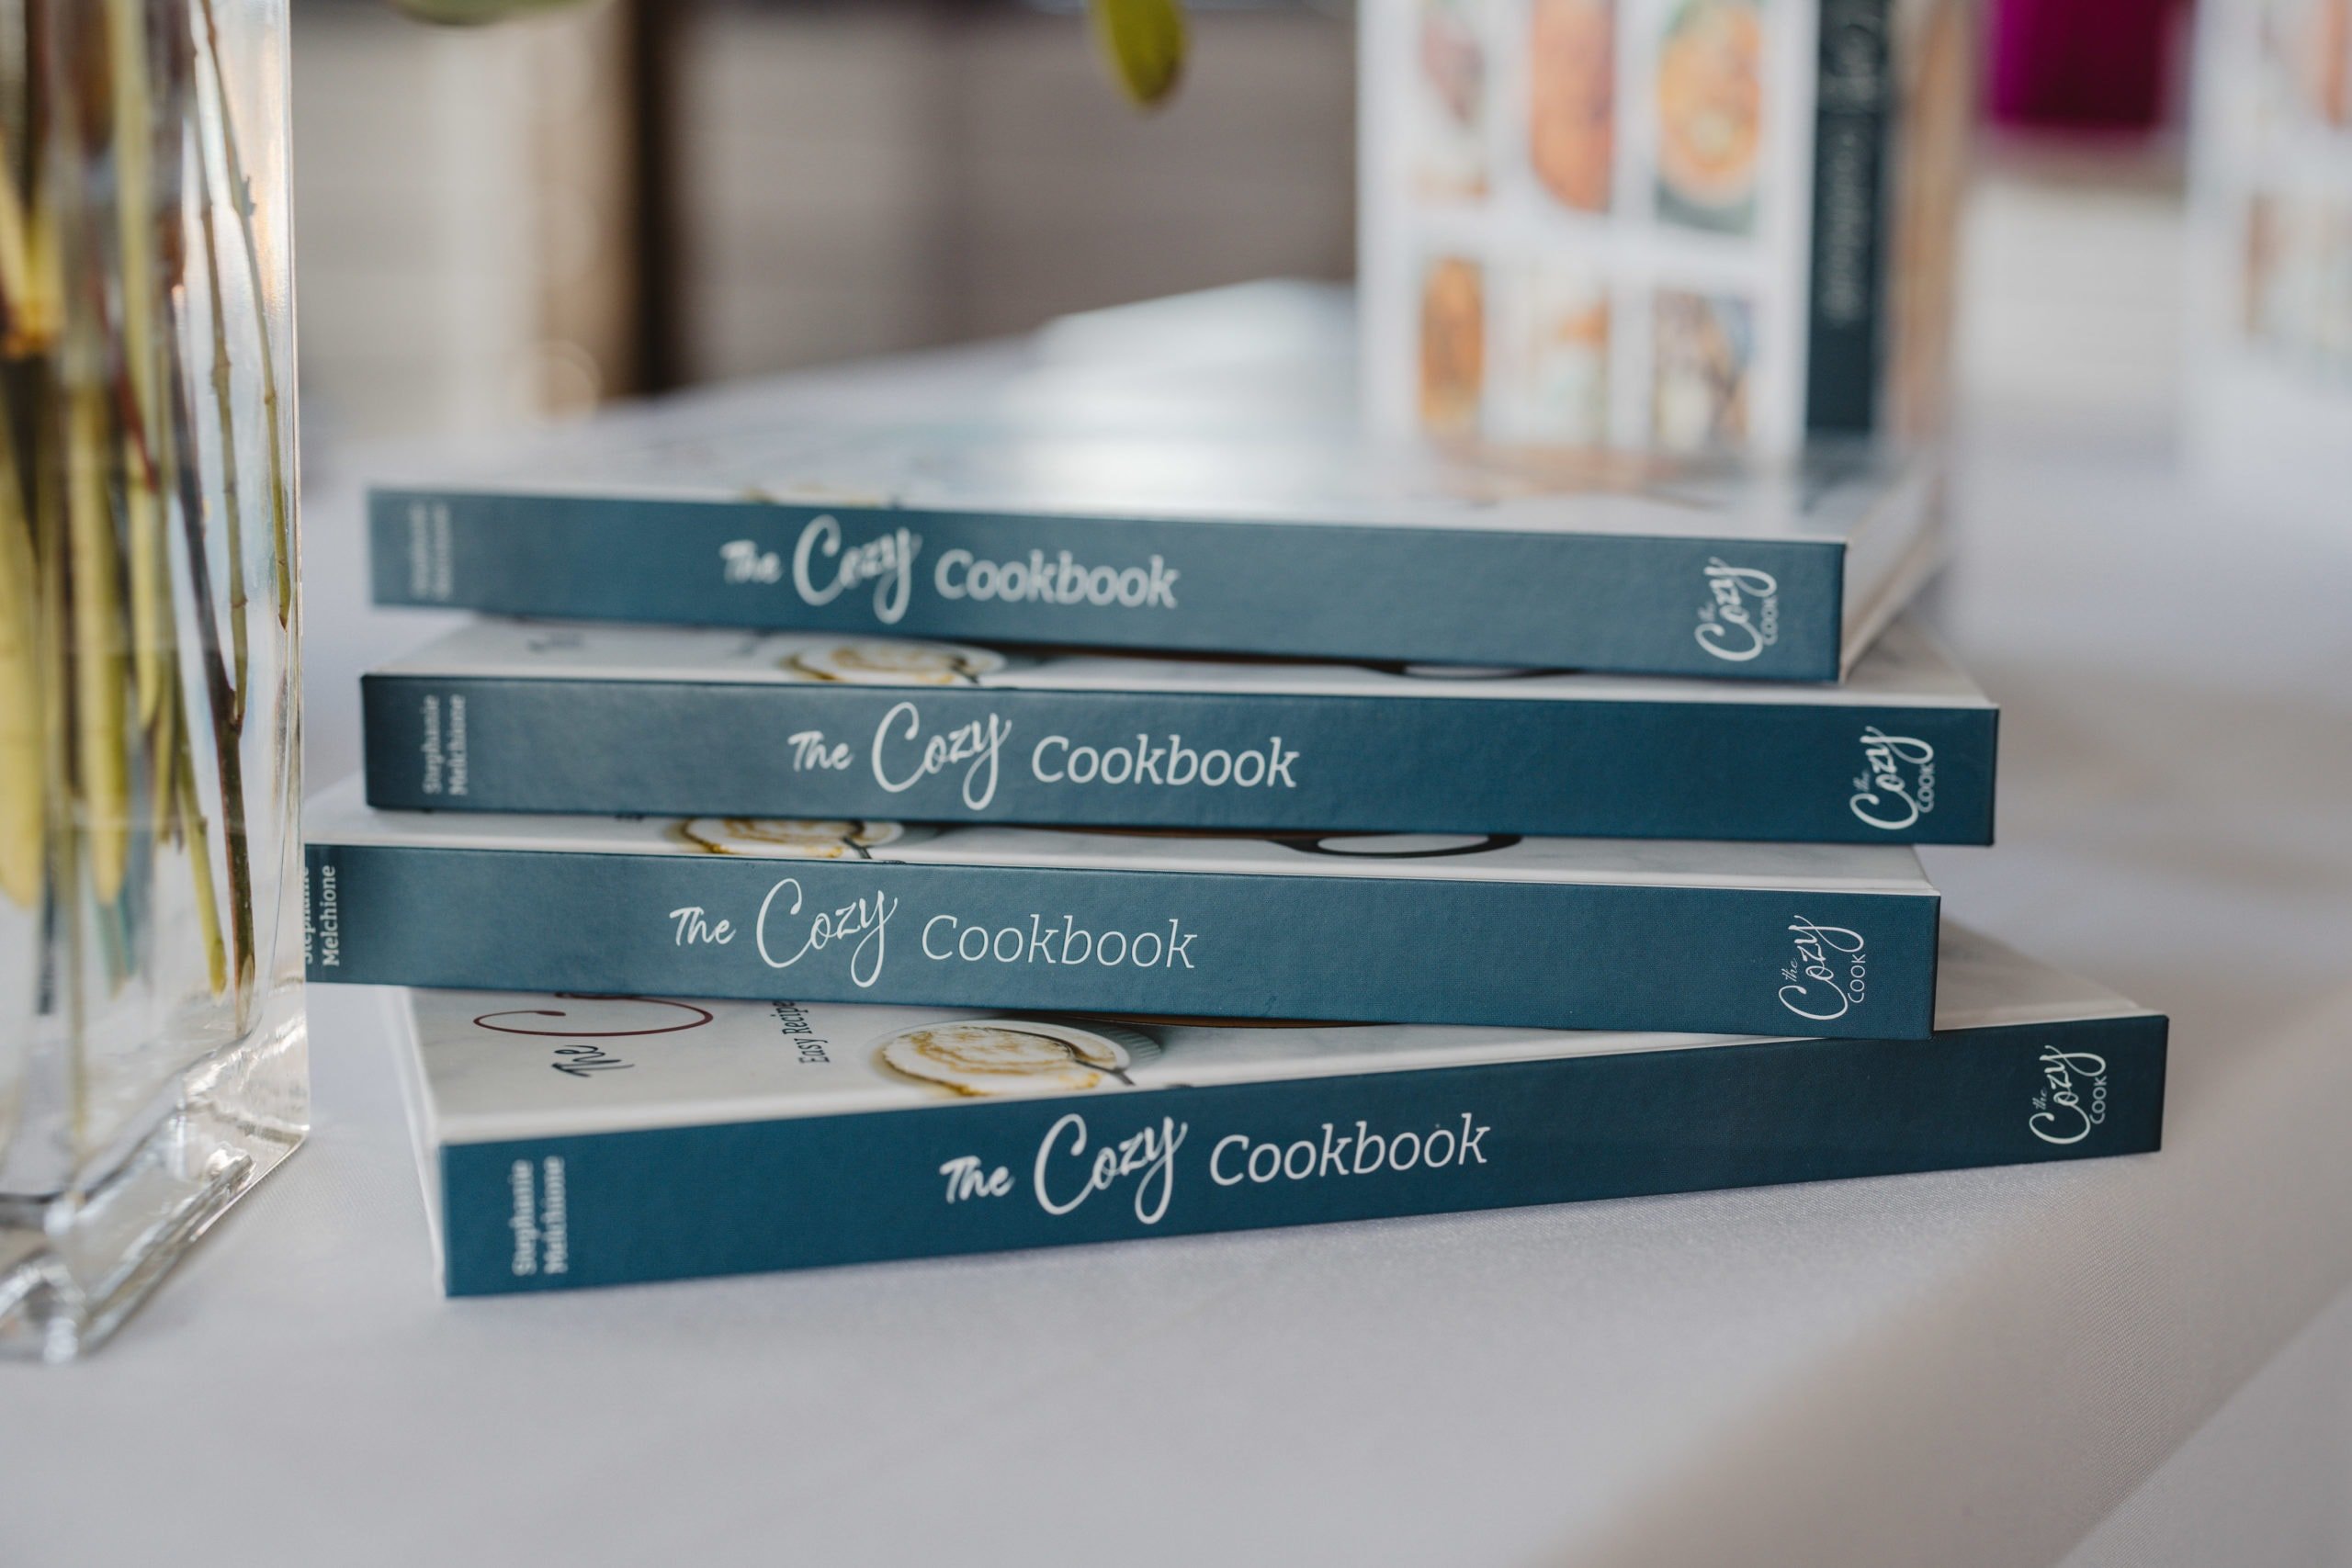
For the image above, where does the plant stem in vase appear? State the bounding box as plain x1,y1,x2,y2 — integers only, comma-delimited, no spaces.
0,0,305,1362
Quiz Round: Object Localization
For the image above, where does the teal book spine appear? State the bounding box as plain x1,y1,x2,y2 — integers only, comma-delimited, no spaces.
303,841,1940,1040
434,1012,2165,1296
1805,0,1897,434
368,491,1852,681
356,672,1994,844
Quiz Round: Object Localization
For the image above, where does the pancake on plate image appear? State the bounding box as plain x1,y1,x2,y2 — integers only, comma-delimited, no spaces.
870,1019,1164,1097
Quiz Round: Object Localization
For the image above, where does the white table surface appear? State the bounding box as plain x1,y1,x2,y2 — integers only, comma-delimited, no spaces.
10,208,2352,1567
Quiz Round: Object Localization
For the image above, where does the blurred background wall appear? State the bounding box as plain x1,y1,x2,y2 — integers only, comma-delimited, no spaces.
291,0,2225,446
291,0,1356,442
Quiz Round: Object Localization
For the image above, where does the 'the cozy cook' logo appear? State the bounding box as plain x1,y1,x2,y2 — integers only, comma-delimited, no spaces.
1778,919,1868,1021
722,515,1182,627
1694,558,1780,662
2028,1046,2109,1145
1849,727,1938,831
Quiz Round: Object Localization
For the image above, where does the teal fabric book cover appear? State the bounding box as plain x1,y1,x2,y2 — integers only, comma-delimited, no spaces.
389,925,2165,1297
357,615,1993,844
305,779,1942,1039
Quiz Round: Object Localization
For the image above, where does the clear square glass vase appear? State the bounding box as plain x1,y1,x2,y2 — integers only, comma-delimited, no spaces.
0,0,305,1360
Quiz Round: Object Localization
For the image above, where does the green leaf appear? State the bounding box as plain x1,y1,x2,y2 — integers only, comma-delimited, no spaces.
1091,0,1189,108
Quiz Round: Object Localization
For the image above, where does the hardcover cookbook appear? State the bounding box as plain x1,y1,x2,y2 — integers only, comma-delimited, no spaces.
356,615,1991,843
366,353,1940,681
305,780,1941,1039
390,924,2164,1296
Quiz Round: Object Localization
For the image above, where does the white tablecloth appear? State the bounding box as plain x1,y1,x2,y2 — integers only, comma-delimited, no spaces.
9,210,2352,1567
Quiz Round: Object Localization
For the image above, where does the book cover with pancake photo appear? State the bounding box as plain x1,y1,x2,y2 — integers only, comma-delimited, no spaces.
390,924,2164,1295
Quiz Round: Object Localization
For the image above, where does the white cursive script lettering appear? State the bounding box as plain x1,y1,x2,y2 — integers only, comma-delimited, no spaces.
719,538,784,583
753,877,898,988
1695,558,1781,662
1778,919,1869,1021
2028,1047,2109,1145
870,701,1008,810
792,514,921,625
1033,1112,1188,1225
1849,726,1938,831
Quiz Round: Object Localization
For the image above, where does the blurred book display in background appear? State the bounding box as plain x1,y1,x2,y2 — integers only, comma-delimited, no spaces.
1358,0,1973,453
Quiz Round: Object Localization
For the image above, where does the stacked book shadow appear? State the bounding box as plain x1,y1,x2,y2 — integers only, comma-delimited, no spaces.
313,296,2165,1298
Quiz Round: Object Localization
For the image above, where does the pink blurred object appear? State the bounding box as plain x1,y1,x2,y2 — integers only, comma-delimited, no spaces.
1991,0,2182,130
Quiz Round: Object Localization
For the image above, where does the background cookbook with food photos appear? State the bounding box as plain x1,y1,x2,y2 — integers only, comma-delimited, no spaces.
1361,0,1973,455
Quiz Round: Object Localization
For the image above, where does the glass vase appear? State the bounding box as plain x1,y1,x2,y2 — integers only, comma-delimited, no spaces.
0,0,303,1359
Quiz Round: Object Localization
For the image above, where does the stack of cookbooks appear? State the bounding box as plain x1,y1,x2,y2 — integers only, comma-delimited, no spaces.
307,290,2165,1298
